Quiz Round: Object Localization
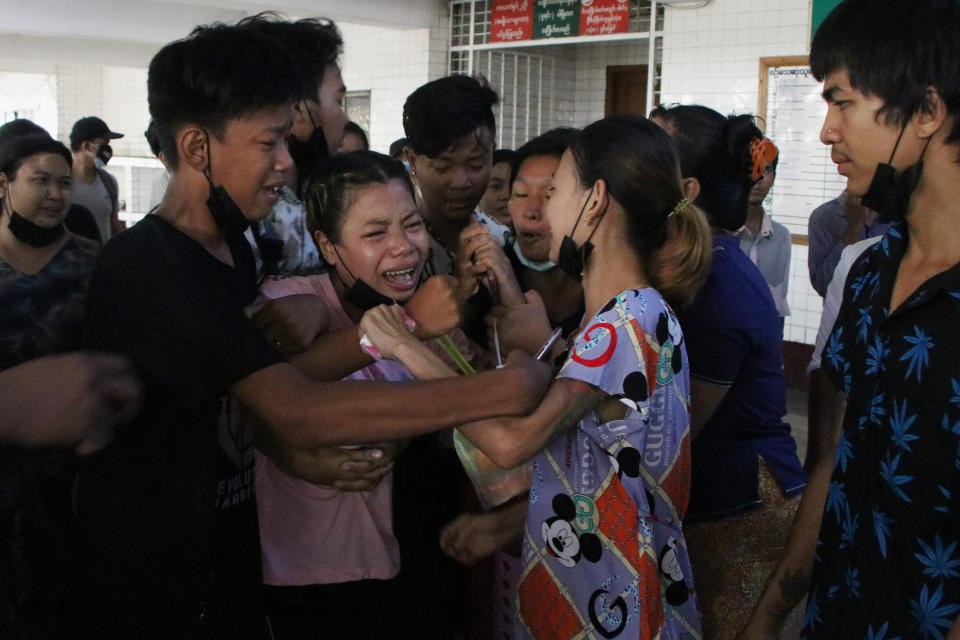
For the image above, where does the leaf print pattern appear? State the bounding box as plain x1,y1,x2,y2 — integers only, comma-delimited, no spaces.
900,326,933,383
915,537,960,580
909,584,960,640
806,221,960,639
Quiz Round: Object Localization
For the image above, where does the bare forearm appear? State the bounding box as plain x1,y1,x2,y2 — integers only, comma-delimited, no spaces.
689,378,729,440
458,379,600,469
240,363,547,449
495,497,528,532
745,455,831,633
290,325,373,380
946,613,960,640
394,340,457,380
742,395,845,636
805,369,839,472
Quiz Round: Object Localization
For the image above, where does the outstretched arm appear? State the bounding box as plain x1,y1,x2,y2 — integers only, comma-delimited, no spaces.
0,352,142,455
456,376,608,469
359,303,607,469
232,348,552,450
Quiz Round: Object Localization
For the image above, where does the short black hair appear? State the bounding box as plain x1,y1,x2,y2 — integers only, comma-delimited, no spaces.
303,150,415,244
811,0,960,154
144,120,162,158
388,138,407,159
0,133,72,181
239,14,343,103
403,75,498,158
492,149,514,166
343,122,369,150
649,104,761,231
0,119,47,148
147,16,303,168
509,127,577,187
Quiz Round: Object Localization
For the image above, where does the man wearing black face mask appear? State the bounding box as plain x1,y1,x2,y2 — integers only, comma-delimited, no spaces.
241,17,349,276
69,116,123,242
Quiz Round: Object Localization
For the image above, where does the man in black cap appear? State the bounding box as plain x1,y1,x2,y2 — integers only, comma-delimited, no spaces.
70,116,123,242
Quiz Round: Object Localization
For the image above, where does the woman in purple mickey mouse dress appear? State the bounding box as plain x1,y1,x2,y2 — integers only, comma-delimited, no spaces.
362,115,713,639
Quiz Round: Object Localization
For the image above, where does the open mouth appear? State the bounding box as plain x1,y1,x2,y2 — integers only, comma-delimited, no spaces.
383,267,417,286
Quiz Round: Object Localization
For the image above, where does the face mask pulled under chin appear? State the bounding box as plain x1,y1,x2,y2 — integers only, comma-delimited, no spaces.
860,160,925,224
508,234,556,272
556,234,594,281
555,188,599,281
207,183,250,236
342,277,398,311
860,124,930,224
7,209,65,247
332,245,399,311
288,127,329,186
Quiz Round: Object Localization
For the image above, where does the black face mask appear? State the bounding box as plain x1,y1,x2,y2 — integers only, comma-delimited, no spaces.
7,210,66,247
861,126,931,223
288,107,330,194
204,134,250,236
332,246,397,311
556,188,600,281
343,278,396,311
206,183,250,236
96,144,113,166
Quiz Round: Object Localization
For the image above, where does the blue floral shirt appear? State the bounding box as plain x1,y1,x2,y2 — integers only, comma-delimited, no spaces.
808,222,960,639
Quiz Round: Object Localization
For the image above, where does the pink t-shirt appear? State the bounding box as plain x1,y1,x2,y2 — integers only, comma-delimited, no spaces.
253,273,408,586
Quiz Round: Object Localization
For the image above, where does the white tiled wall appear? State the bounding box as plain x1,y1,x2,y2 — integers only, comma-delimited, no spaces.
0,12,446,216
339,3,449,154
784,244,824,345
55,65,104,144
340,22,433,154
660,0,827,346
660,0,810,115
573,39,648,124
101,67,151,158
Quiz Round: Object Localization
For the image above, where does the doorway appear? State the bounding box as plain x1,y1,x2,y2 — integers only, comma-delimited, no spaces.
605,65,648,117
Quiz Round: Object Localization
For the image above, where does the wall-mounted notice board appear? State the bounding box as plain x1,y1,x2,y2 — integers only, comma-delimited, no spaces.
758,56,846,241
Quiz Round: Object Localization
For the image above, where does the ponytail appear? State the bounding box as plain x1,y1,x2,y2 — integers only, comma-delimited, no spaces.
649,200,712,308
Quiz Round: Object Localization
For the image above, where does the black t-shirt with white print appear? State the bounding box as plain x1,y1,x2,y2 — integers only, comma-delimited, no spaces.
75,215,283,638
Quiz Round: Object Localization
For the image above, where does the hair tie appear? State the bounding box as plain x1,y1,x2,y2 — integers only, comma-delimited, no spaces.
669,198,689,217
749,137,779,181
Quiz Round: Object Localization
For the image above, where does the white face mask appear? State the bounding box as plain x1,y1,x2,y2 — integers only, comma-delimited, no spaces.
508,233,556,272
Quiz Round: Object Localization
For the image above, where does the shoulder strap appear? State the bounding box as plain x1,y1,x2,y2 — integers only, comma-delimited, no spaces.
97,168,119,213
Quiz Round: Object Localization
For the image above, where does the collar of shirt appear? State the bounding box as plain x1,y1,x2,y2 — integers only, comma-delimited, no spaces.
733,211,774,241
857,222,960,324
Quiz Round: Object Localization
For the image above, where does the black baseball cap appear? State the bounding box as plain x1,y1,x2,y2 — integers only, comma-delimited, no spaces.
70,116,124,147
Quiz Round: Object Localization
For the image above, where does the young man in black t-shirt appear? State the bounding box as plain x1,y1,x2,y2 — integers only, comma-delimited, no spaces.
75,17,550,638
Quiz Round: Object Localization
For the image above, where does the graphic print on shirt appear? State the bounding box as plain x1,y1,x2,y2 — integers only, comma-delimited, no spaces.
517,289,701,639
216,394,256,510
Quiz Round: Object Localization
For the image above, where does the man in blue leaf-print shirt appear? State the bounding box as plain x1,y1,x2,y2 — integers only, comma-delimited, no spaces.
739,1,960,639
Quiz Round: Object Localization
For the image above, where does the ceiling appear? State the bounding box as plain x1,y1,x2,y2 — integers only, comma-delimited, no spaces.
2,0,443,45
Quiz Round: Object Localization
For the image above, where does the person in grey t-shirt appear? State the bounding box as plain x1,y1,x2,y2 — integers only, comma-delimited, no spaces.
70,116,124,242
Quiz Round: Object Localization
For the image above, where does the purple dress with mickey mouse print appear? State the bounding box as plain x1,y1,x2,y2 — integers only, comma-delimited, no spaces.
516,288,701,639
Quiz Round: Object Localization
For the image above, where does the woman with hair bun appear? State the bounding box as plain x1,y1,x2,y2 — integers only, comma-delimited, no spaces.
651,104,807,639
362,114,711,639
